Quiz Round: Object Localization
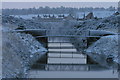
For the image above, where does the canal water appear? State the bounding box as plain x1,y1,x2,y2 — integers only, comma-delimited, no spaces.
27,70,118,78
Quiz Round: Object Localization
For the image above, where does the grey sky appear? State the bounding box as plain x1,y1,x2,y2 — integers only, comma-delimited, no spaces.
2,2,118,9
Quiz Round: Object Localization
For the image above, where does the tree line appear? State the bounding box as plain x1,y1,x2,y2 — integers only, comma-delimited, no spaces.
2,6,116,15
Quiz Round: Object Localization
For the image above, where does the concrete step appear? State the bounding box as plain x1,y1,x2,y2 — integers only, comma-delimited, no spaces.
48,53,86,58
48,43,74,47
48,47,75,49
48,48,77,52
47,58,86,64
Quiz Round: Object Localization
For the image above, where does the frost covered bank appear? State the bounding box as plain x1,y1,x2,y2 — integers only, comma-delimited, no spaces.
86,35,119,68
2,24,47,78
75,15,119,67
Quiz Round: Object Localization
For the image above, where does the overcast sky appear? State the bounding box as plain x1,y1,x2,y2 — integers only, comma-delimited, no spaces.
2,2,118,9
1,0,119,2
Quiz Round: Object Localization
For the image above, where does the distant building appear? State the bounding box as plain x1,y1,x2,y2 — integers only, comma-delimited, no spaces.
85,12,94,19
114,12,119,15
64,14,75,20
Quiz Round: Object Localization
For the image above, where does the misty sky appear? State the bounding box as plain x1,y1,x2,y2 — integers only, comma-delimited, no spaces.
2,2,118,9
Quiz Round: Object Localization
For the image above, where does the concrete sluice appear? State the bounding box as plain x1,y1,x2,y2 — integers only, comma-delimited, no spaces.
26,30,118,78
31,36,109,71
47,36,87,70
